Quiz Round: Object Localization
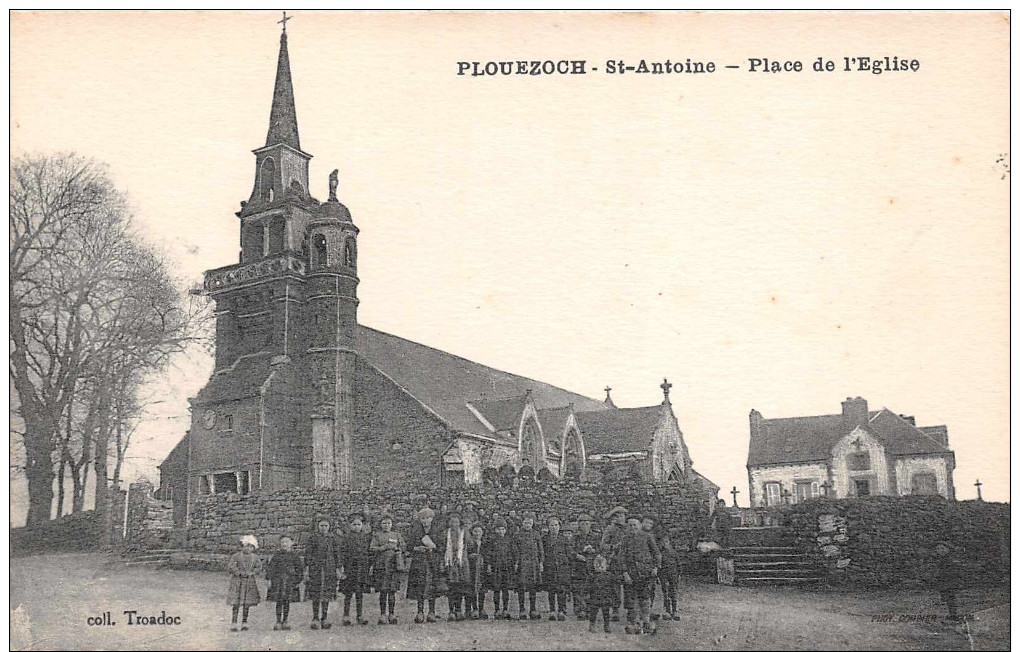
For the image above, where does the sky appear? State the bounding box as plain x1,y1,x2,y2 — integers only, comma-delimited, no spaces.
9,11,1010,521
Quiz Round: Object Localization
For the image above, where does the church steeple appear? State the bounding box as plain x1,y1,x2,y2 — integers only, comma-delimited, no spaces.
241,21,312,217
266,28,301,150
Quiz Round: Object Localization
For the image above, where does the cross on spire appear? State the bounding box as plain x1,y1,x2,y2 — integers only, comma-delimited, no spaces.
278,11,293,33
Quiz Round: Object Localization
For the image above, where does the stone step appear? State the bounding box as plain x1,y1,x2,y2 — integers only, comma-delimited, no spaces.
734,560,815,567
736,567,820,575
737,576,823,584
123,559,169,567
730,546,800,553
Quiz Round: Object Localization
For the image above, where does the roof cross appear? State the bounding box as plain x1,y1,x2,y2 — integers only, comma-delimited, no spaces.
660,378,672,402
278,11,293,33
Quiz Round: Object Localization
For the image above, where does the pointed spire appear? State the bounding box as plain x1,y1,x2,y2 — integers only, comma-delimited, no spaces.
266,28,301,150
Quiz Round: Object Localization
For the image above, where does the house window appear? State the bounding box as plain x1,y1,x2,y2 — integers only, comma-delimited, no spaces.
765,482,781,506
849,452,871,471
854,478,871,497
795,481,820,504
911,473,938,495
221,415,233,433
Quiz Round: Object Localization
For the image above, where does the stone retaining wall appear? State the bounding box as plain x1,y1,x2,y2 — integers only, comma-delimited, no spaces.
187,478,711,553
784,496,1010,588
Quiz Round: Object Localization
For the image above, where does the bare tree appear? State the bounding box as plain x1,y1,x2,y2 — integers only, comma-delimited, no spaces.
10,153,209,526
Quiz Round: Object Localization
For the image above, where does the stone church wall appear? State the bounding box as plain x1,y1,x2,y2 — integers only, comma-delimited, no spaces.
351,361,455,489
783,496,1009,588
186,478,711,554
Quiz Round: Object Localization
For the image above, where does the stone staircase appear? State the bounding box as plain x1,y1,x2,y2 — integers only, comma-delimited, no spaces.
727,526,825,586
122,548,176,568
731,546,825,585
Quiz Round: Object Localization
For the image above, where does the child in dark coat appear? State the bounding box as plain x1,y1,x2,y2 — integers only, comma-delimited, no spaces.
658,532,681,620
572,513,599,619
484,517,516,620
370,513,406,625
467,524,489,619
543,516,572,620
621,517,661,634
305,518,340,629
266,535,303,630
407,507,445,624
226,535,263,632
515,514,544,620
443,512,472,621
338,513,372,626
587,554,616,633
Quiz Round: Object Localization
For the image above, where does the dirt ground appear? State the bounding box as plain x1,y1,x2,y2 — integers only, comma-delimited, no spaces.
9,553,1009,651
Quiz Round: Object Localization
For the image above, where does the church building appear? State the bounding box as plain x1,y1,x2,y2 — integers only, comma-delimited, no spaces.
159,27,718,525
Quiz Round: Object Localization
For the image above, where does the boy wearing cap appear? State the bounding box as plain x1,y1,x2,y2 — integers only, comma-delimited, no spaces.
543,516,572,621
515,514,544,620
601,506,628,622
621,517,661,634
572,514,598,619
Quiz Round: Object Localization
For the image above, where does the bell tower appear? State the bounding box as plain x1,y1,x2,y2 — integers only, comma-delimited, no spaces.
306,171,359,488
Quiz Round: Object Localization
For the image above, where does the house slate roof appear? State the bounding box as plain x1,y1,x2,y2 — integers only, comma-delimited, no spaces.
575,405,665,456
355,325,608,436
747,407,952,467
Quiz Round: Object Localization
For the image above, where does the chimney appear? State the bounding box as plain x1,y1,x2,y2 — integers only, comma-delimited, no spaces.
841,396,869,428
749,409,763,439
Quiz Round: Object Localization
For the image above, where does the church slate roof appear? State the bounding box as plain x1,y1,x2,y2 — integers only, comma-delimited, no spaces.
265,31,301,150
575,405,665,456
192,353,275,406
537,406,573,441
469,396,529,433
747,408,952,467
355,325,608,436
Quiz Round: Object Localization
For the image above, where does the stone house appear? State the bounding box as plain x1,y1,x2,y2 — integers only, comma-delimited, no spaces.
158,27,718,525
746,396,955,506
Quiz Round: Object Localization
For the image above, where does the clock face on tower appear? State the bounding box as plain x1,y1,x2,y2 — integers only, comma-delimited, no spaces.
203,410,217,429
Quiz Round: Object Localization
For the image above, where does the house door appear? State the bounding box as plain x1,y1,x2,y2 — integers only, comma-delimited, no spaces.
853,478,871,497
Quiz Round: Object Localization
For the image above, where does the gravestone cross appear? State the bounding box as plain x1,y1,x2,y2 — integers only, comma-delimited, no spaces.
730,486,740,508
975,478,983,501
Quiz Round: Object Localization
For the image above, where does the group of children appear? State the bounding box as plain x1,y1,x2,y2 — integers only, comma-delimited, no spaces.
226,505,682,635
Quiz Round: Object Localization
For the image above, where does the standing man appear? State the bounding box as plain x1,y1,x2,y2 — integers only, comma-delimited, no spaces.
600,506,628,622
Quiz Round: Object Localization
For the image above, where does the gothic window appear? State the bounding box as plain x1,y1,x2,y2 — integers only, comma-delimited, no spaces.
259,157,276,202
268,217,286,254
313,234,328,268
343,238,356,268
854,478,871,497
521,421,541,468
563,429,583,479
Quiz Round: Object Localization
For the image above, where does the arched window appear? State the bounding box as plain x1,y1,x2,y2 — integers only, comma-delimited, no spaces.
313,234,328,268
521,421,541,468
243,223,264,263
343,238,356,268
268,217,286,254
259,158,277,202
563,429,584,479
